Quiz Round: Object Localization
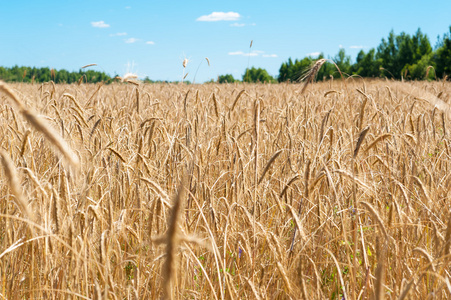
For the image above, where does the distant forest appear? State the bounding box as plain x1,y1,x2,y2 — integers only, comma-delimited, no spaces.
223,26,451,83
1,27,451,84
0,66,114,84
275,27,451,83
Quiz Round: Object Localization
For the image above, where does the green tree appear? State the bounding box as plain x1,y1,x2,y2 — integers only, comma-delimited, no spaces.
413,28,432,60
352,49,382,77
334,48,352,75
278,57,308,82
218,74,236,83
376,29,432,79
243,67,275,83
278,60,291,82
377,30,399,78
56,69,69,83
278,57,315,82
405,52,435,80
434,26,451,78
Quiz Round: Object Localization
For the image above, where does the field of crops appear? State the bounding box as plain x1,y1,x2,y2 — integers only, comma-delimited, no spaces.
1,79,451,299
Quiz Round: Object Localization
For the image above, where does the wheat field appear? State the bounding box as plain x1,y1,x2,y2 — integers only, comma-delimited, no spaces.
1,79,451,299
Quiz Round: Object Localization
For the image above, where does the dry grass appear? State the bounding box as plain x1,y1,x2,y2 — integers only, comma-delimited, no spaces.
1,79,451,299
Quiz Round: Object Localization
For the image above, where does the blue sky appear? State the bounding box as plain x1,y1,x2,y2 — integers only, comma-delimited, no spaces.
1,1,450,82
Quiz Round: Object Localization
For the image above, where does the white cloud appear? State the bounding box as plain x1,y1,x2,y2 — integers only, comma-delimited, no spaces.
339,44,343,48
228,51,245,56
350,45,365,49
197,12,240,22
110,32,127,37
229,50,275,57
146,41,155,45
125,38,139,44
91,21,110,28
306,52,321,57
125,6,131,9
230,23,246,27
228,51,259,57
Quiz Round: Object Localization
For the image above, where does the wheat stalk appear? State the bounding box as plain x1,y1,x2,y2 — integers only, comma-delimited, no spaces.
162,174,187,299
0,150,32,219
0,81,79,167
257,149,282,185
354,125,370,158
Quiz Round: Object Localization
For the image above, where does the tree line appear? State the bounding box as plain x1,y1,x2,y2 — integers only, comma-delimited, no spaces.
219,26,451,83
0,66,113,84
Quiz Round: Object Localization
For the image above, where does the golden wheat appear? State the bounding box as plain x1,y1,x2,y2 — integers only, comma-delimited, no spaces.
0,80,450,299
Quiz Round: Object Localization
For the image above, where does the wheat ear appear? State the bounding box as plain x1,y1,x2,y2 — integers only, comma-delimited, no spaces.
0,81,79,167
0,150,32,219
300,59,327,94
258,149,282,185
300,58,346,94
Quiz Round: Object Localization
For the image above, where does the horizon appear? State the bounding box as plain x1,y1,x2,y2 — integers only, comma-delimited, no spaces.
2,1,451,83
